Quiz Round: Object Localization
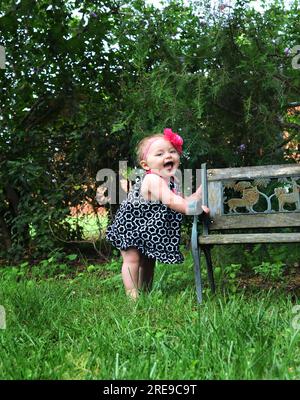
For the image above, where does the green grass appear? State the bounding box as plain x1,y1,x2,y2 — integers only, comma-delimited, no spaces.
0,256,299,380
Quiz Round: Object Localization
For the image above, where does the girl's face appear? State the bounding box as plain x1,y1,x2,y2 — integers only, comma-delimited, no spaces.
140,138,180,178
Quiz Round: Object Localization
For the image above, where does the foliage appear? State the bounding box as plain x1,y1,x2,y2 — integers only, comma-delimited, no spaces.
115,0,300,169
212,242,300,272
0,0,125,259
253,261,286,282
0,0,299,259
0,250,80,280
222,263,243,293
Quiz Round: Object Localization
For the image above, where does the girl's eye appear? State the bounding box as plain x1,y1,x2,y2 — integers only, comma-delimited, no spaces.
156,153,163,156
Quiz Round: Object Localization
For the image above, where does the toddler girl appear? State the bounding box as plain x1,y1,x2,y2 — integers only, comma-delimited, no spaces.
106,128,209,300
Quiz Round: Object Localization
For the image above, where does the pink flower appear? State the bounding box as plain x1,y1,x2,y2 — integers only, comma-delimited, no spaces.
163,128,183,154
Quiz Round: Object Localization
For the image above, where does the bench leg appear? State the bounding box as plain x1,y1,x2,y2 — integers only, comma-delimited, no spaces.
191,216,202,303
193,245,203,304
202,245,216,293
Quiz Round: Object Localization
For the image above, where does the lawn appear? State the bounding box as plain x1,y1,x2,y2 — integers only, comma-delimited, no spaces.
0,252,299,380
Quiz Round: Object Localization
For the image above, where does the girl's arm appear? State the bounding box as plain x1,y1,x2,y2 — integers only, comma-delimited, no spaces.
145,175,208,215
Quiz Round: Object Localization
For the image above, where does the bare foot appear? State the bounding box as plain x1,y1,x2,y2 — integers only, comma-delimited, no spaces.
126,288,139,301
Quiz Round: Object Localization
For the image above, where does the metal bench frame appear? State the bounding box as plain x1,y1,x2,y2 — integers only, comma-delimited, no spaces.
191,163,300,303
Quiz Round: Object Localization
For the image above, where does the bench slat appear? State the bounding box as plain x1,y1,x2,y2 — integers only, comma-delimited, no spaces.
199,233,300,244
207,164,300,181
209,213,300,230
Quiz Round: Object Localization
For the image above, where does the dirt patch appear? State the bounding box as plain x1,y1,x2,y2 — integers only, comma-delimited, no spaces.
237,267,300,296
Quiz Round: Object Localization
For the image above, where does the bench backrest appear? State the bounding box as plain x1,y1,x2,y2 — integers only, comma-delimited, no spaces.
202,163,300,231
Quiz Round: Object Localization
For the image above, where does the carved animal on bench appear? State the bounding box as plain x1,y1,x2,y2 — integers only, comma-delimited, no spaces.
274,182,300,211
226,186,259,213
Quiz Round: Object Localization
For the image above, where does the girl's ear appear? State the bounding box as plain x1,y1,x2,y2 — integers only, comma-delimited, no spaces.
140,159,150,170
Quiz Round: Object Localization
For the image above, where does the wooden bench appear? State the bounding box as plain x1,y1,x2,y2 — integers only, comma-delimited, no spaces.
191,163,300,303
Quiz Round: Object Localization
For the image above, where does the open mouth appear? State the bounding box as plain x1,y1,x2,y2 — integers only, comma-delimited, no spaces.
164,161,174,170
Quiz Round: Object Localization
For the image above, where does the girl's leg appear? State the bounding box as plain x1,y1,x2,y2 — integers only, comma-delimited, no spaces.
120,247,141,300
138,255,155,292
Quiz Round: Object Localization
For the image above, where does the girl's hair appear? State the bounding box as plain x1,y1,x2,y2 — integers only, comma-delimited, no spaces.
135,133,164,165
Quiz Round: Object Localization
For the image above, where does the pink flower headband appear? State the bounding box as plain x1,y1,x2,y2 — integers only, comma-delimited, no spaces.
142,128,184,160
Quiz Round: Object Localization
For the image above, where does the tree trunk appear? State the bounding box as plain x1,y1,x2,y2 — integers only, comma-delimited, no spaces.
5,185,31,250
0,212,12,251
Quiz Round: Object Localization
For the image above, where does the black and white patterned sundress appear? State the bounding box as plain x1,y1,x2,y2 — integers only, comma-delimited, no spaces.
105,172,184,264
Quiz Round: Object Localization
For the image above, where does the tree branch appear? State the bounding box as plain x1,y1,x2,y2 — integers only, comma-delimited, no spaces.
279,121,300,132
274,74,300,95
